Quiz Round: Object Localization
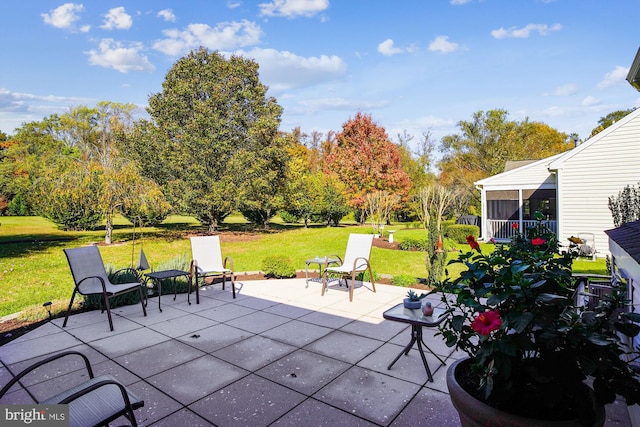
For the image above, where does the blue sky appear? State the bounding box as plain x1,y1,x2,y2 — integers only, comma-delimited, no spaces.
1,0,639,149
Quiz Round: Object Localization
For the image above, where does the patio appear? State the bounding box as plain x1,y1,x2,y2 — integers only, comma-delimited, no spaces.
0,279,633,426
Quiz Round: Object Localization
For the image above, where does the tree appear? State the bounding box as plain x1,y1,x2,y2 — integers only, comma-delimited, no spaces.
147,48,284,231
365,191,400,234
323,112,410,223
414,184,458,285
396,130,436,220
439,109,572,211
590,108,637,137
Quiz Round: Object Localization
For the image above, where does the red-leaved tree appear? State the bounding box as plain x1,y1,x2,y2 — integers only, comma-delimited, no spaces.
323,112,410,223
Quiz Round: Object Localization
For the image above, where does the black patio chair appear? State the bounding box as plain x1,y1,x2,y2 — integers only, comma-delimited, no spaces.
0,351,144,427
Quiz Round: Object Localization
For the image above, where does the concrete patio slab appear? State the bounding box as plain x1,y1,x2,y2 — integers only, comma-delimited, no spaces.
147,355,248,405
189,374,306,426
1,278,631,426
256,347,351,395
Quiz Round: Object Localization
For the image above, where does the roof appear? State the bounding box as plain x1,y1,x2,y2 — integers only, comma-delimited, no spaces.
475,152,563,186
627,47,640,91
548,108,640,170
605,220,640,265
503,160,537,172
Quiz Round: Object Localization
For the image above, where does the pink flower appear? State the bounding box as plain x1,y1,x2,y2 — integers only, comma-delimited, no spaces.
531,237,546,246
466,235,480,252
471,310,502,336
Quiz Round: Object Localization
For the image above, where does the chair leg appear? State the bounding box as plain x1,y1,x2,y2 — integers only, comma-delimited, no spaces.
63,290,77,328
321,271,328,296
349,271,356,302
230,273,236,298
368,264,376,293
103,292,114,332
138,287,147,317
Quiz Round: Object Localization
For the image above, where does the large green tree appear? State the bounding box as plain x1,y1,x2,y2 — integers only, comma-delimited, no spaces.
146,48,285,231
323,112,411,223
590,108,637,137
438,109,572,211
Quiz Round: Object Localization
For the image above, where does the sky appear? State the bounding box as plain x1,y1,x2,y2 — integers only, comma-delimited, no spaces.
1,0,639,150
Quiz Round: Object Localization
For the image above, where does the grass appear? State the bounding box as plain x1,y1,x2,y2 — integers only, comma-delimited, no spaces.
0,215,608,321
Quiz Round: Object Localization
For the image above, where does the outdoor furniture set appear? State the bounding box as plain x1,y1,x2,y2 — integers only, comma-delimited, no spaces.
2,233,414,426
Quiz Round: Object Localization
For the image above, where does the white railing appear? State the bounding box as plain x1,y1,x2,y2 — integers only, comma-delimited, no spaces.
486,219,557,241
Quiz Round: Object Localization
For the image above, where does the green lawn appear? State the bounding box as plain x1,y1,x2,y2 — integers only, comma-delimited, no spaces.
0,215,608,320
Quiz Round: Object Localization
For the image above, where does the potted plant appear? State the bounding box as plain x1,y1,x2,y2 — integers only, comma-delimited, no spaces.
436,212,640,426
404,290,427,309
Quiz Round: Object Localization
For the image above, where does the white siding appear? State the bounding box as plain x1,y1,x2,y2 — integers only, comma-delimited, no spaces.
476,154,560,189
554,111,640,255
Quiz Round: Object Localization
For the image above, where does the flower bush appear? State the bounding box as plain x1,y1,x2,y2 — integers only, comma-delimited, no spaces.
437,211,640,424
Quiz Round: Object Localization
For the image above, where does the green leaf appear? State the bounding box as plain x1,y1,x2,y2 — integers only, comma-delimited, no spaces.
536,293,568,305
451,315,466,332
510,311,534,333
615,322,640,338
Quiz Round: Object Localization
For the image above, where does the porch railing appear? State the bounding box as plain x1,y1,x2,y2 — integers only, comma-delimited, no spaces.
486,219,557,241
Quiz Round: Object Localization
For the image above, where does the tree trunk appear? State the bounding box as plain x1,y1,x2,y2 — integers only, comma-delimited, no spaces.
208,219,218,233
105,215,113,245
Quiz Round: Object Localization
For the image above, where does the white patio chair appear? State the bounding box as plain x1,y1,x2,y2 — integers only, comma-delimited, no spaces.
190,235,236,300
322,233,375,301
63,246,147,331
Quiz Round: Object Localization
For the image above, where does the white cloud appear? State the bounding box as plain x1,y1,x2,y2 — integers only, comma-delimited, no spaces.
233,48,346,92
428,36,460,53
491,23,562,39
597,66,630,88
228,1,242,8
157,9,176,22
582,96,600,106
450,0,472,4
377,39,404,56
41,3,88,32
259,0,329,18
153,20,262,56
85,39,155,73
100,7,133,30
550,84,578,97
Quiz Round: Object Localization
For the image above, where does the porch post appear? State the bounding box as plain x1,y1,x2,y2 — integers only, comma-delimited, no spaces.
518,188,523,232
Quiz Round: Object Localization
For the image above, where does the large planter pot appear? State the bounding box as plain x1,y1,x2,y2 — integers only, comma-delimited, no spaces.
446,358,605,427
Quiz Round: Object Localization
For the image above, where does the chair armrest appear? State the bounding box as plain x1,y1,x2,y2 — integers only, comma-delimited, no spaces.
324,255,343,269
76,275,108,293
0,351,94,399
351,256,370,270
223,256,234,272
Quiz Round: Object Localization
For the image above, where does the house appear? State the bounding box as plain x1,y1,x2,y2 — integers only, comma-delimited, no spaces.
475,107,640,256
605,220,640,427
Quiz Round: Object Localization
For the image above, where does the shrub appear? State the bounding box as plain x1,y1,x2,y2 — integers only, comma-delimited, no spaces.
398,237,429,251
446,224,479,244
440,219,456,236
262,255,296,278
391,274,417,287
356,269,380,283
278,210,300,224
